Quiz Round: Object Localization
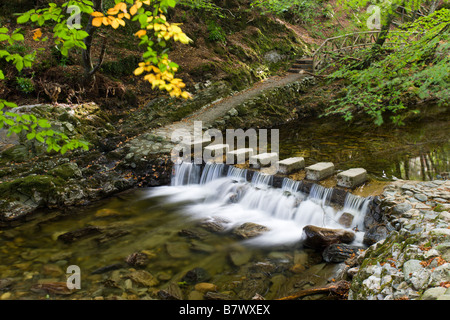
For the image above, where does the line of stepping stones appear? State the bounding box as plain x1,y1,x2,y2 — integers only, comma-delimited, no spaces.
182,142,368,189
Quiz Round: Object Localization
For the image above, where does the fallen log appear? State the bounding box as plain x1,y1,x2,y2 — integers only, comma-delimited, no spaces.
276,280,351,300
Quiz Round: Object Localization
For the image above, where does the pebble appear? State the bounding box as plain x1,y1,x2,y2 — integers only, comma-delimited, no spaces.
0,292,11,300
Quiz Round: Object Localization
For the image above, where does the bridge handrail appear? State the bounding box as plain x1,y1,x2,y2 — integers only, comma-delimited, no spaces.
312,30,422,71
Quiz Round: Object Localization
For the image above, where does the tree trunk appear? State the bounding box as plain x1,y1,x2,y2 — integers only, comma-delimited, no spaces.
82,0,106,84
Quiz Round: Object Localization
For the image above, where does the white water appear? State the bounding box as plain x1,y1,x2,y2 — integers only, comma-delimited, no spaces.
150,162,368,247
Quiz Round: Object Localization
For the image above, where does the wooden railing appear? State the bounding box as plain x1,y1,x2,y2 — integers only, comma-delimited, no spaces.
312,31,423,72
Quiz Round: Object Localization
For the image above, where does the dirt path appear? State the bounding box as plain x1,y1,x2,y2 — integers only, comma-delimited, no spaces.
151,72,307,140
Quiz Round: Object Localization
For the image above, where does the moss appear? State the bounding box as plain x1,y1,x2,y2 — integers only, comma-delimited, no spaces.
1,145,31,163
48,163,81,180
0,175,64,200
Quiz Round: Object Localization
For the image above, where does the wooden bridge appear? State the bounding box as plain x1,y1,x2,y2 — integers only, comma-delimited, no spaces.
312,30,422,72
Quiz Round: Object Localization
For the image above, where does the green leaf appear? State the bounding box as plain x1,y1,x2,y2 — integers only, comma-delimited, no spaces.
17,14,30,24
10,33,24,42
37,119,52,128
0,34,10,42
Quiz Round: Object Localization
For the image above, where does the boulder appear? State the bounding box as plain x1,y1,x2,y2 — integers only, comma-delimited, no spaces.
232,222,270,239
363,223,389,246
302,225,355,250
322,243,361,263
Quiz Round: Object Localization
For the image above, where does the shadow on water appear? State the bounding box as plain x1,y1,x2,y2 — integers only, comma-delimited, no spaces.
276,113,450,181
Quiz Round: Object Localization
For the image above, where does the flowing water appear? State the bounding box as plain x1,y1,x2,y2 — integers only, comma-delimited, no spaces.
0,162,368,300
0,115,448,300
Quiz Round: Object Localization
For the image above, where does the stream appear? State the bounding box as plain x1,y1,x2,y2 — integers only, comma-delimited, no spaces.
0,115,448,300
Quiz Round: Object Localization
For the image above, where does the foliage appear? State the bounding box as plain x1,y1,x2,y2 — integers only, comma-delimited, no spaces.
179,0,227,18
15,76,35,93
0,0,192,156
90,0,192,98
206,20,226,43
323,9,450,126
251,0,322,24
0,25,89,154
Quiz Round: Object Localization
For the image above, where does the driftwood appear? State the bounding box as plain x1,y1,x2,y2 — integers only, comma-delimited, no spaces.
277,280,351,300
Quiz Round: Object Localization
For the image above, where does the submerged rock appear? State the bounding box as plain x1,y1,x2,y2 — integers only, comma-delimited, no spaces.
181,267,211,285
129,270,159,287
232,222,270,239
125,252,149,268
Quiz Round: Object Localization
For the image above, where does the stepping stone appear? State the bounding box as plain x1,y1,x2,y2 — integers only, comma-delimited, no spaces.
250,153,279,169
337,168,368,188
203,144,229,159
276,157,305,174
226,148,254,164
181,138,212,152
305,162,335,181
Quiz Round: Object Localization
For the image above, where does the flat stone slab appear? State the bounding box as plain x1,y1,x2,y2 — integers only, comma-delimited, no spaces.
181,138,212,152
337,168,367,188
226,148,254,164
203,144,229,158
305,162,335,181
250,153,279,168
276,157,305,174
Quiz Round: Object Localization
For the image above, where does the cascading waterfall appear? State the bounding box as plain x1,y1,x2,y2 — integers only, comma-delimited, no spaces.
171,162,202,186
281,178,302,193
308,184,333,207
200,162,225,184
155,162,369,246
227,166,248,182
337,193,372,231
251,171,273,189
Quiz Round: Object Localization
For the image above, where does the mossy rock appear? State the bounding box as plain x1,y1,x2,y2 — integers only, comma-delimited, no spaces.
0,175,65,200
48,162,82,180
0,145,31,163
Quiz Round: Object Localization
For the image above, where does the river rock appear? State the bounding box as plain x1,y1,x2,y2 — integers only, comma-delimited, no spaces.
232,222,270,239
229,251,253,267
302,225,355,250
0,278,14,290
129,270,159,287
158,282,183,300
91,263,124,275
181,267,211,285
322,243,361,263
338,212,354,228
166,242,190,258
57,226,103,244
363,223,389,246
392,203,412,215
30,282,74,295
125,252,149,268
194,283,218,293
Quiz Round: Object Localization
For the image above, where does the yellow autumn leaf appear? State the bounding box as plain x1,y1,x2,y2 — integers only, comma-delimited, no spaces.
107,8,119,15
116,2,127,12
134,29,147,38
92,17,103,27
181,91,192,99
134,67,145,76
32,28,42,40
130,4,138,15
